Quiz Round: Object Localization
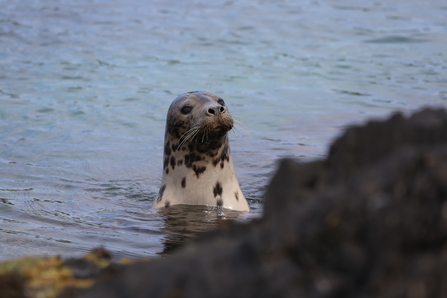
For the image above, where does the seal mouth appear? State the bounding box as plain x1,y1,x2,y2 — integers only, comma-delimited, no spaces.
205,116,233,135
209,126,231,139
176,120,232,152
197,122,232,142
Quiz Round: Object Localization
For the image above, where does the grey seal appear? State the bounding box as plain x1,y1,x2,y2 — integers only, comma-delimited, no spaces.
152,91,250,211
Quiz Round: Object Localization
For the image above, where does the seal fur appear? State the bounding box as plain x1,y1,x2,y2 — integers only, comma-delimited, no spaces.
152,91,250,211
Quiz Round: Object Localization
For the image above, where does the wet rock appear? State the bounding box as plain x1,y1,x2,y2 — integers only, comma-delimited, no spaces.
61,108,447,298
64,258,100,279
0,249,113,298
0,272,25,298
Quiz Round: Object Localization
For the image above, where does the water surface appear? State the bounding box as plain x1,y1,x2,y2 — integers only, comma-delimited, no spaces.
0,0,446,260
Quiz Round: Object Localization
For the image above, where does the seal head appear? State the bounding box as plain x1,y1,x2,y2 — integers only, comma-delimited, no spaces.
152,91,250,211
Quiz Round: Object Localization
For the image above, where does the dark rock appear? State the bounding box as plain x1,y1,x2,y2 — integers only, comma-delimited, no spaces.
64,258,100,279
0,272,25,298
60,107,447,298
326,108,447,183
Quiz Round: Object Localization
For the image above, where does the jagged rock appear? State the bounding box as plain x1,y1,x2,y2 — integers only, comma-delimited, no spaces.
61,108,447,298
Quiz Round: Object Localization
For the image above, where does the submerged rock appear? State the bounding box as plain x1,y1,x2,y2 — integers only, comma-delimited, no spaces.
55,107,447,297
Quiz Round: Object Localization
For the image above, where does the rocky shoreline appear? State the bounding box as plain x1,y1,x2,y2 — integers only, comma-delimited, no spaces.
2,107,447,298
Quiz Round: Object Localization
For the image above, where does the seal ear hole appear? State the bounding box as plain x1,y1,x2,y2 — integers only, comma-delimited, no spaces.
181,106,192,115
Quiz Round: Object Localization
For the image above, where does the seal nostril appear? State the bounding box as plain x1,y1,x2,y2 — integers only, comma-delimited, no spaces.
208,108,216,115
219,106,225,113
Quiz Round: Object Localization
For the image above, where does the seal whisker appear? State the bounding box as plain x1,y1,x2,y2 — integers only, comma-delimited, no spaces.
190,127,202,143
229,128,241,139
232,115,245,122
192,128,201,142
205,83,215,94
173,88,189,96
233,122,250,137
201,126,207,143
181,131,200,148
178,126,200,143
177,126,201,149
233,117,249,133
233,118,246,127
181,127,200,143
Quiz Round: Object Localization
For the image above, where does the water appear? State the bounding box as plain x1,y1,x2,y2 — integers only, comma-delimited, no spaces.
0,0,446,260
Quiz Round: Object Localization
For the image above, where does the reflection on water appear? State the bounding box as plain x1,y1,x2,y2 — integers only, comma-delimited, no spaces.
158,205,247,255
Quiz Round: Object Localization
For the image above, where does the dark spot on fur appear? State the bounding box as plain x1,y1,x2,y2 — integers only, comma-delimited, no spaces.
185,154,192,168
156,184,166,203
163,156,170,170
185,152,203,168
165,168,169,174
187,142,195,152
160,184,166,196
177,159,183,166
235,191,239,201
193,165,206,178
217,198,223,207
213,181,223,197
207,151,218,158
181,177,186,188
170,156,176,170
220,143,230,163
171,143,177,153
164,141,171,156
165,200,170,208
189,137,227,154
212,143,230,167
166,115,188,139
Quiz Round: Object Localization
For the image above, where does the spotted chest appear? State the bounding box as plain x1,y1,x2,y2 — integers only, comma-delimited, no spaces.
155,138,239,208
162,137,230,176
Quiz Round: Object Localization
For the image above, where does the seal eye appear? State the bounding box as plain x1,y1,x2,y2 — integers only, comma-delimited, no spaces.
180,106,192,115
217,99,225,106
